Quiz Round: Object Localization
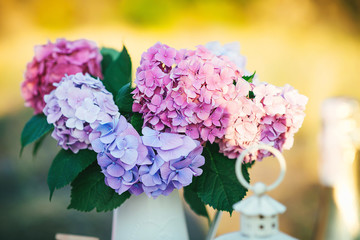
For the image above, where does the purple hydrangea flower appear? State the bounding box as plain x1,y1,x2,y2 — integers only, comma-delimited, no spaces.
139,127,205,198
138,147,174,198
91,123,205,198
90,116,150,195
43,73,119,153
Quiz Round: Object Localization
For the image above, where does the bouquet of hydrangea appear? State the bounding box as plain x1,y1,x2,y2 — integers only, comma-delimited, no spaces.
20,38,307,217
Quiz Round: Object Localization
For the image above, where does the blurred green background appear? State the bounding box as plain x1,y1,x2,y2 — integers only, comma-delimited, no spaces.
1,0,360,239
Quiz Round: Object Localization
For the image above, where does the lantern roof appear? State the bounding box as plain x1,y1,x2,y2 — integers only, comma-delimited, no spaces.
233,193,286,216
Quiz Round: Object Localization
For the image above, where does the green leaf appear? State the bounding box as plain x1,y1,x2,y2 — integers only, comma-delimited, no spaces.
96,188,131,212
242,71,256,82
32,132,49,157
246,160,256,169
115,82,134,113
68,162,131,212
47,149,97,200
100,47,120,74
20,114,54,155
102,45,132,99
131,113,144,135
183,181,210,222
248,91,255,99
196,143,250,213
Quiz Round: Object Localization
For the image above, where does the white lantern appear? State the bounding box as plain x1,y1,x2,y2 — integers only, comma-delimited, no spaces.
210,144,298,240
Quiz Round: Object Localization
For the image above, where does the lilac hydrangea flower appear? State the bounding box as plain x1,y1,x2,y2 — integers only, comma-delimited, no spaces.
43,73,119,153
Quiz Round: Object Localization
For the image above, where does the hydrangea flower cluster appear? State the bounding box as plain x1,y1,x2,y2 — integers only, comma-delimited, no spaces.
140,127,204,197
90,116,150,195
43,73,119,153
198,41,307,161
90,117,205,198
257,83,308,156
217,96,265,161
217,82,308,162
132,42,182,130
21,38,103,114
132,42,253,143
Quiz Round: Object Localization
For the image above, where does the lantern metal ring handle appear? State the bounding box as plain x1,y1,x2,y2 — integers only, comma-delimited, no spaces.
235,144,286,193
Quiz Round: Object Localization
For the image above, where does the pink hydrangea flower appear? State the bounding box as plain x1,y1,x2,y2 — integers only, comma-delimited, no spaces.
21,38,103,114
205,42,308,161
217,96,265,162
133,43,252,143
257,83,308,157
43,73,118,153
217,82,307,162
